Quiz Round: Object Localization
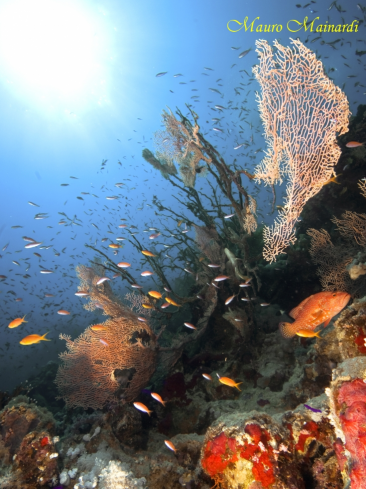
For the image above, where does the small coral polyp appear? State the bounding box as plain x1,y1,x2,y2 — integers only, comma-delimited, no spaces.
201,423,275,488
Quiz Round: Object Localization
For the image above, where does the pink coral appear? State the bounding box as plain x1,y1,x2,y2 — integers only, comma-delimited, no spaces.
338,379,366,489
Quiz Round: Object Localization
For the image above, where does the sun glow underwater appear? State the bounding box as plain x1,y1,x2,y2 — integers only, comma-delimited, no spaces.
0,0,111,112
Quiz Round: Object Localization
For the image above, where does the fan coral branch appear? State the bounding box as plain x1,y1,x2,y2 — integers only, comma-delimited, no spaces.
193,225,223,265
307,228,352,291
253,38,350,262
154,109,211,188
55,266,157,409
142,148,177,179
332,212,366,248
358,179,366,199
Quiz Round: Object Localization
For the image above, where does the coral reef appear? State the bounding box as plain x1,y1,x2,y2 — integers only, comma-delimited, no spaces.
2,43,366,489
0,396,57,488
14,430,59,487
98,461,147,489
347,250,366,280
316,296,366,362
200,402,343,489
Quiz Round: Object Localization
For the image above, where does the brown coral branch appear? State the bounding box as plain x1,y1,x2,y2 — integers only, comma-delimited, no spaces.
332,211,366,248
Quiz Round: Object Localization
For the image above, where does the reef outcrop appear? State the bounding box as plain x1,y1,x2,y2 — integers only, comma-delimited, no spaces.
326,356,366,489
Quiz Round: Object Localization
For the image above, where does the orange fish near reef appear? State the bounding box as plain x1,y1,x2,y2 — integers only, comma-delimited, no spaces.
164,440,177,452
165,297,181,307
279,291,350,339
345,141,364,148
296,329,321,339
151,392,166,406
219,377,242,391
90,324,108,332
133,402,152,416
20,332,50,345
8,315,27,328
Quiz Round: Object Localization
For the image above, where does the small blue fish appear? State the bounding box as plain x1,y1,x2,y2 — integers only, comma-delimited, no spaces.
156,72,168,77
238,48,251,59
304,404,322,413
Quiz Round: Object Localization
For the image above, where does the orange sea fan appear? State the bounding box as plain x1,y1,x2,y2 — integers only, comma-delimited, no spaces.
55,266,157,409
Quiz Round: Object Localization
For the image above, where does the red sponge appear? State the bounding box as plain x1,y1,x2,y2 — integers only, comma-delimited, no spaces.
338,379,366,489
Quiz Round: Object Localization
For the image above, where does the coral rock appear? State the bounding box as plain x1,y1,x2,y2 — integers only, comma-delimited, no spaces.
15,430,58,487
201,405,344,488
326,356,366,489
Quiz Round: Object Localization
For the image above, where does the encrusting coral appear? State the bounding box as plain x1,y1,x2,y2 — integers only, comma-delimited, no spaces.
200,404,343,489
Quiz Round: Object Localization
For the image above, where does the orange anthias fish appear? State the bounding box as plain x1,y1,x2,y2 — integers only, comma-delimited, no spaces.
8,315,27,328
345,141,364,148
90,324,108,332
148,291,162,299
296,329,321,339
20,332,51,345
279,291,351,339
133,402,152,416
142,250,156,257
117,262,131,268
151,392,166,406
164,440,177,452
219,377,242,391
165,297,181,307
